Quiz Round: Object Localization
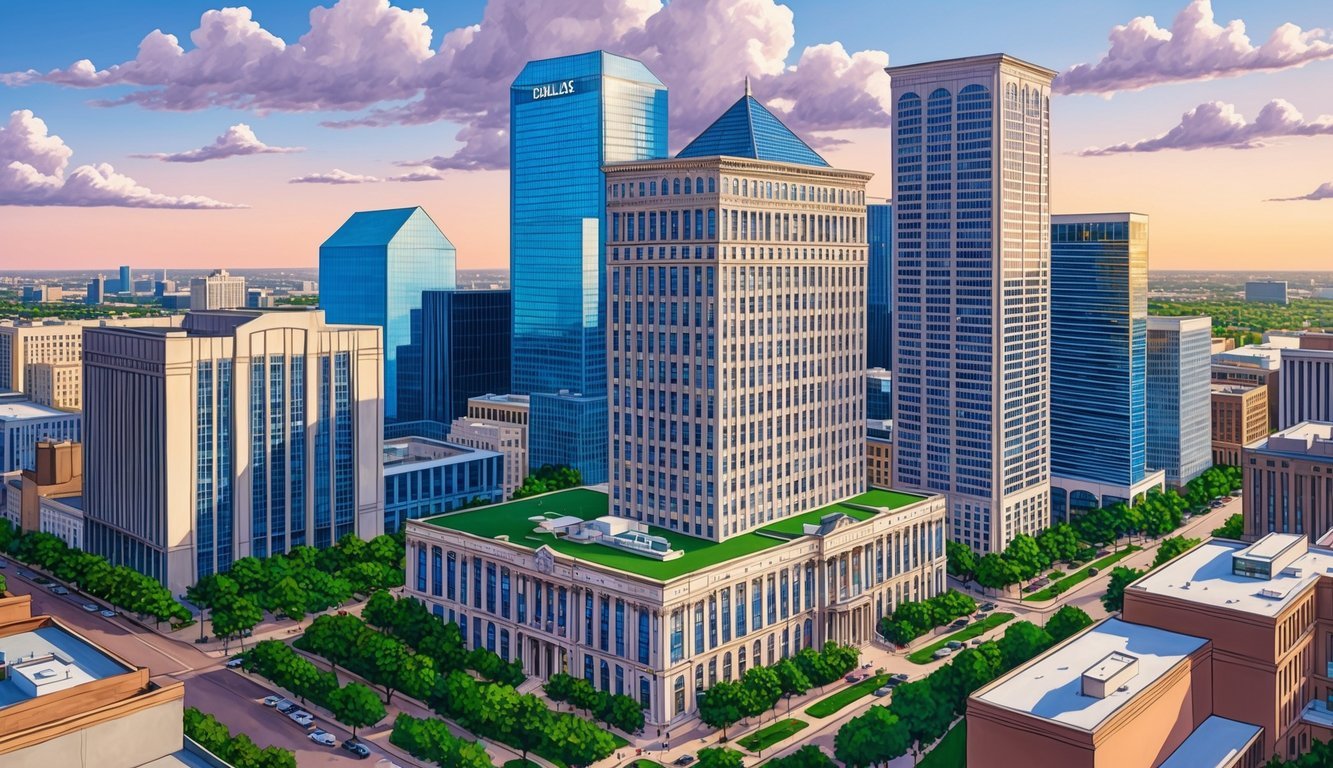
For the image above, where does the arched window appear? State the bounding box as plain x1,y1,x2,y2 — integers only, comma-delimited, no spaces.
741,179,748,197
674,675,686,715
731,178,739,195
738,647,747,675
415,544,427,592
695,663,704,691
753,639,762,664
767,633,776,665
708,657,717,685
793,623,802,650
661,177,669,195
698,177,706,193
722,652,733,681
673,178,681,195
709,177,716,193
684,177,692,194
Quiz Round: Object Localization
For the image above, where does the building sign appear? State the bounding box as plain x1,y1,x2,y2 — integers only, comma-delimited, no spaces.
532,80,576,100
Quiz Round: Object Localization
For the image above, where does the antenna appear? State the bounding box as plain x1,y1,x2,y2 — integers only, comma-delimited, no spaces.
744,76,752,97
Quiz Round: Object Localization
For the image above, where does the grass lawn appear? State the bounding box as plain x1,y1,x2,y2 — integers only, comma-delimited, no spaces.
907,613,1015,665
427,487,924,581
633,762,663,768
504,762,542,768
737,719,808,752
805,674,889,718
1022,546,1142,602
919,721,966,768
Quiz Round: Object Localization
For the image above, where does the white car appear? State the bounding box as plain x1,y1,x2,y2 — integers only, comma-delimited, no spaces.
262,695,282,707
308,729,336,747
289,711,314,727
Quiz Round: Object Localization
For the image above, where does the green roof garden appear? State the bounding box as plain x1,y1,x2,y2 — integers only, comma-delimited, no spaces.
422,487,926,582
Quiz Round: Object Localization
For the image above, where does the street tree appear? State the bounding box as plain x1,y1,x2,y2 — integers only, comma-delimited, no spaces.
1102,566,1144,613
697,681,748,739
1046,605,1094,642
329,682,385,737
697,747,745,768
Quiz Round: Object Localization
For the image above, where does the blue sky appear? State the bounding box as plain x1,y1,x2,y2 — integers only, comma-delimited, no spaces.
1,0,1330,270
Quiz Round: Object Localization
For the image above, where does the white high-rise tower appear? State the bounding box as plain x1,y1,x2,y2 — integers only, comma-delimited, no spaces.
887,54,1055,553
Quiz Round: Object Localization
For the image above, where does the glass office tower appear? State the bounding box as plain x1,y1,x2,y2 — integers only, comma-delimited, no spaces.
1050,214,1163,519
888,54,1055,554
867,203,893,371
319,206,456,421
510,51,668,397
1147,315,1214,486
420,289,512,426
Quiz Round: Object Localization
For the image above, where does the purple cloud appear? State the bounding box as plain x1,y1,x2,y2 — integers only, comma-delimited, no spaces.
133,123,302,162
1080,99,1333,155
288,169,382,184
1057,0,1333,95
1268,182,1333,202
0,109,242,208
4,0,891,172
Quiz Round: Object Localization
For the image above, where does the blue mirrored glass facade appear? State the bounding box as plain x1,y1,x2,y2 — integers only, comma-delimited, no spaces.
1051,214,1148,486
1147,316,1214,486
319,207,456,420
530,391,607,485
867,203,892,371
867,369,893,422
420,289,512,425
510,52,667,397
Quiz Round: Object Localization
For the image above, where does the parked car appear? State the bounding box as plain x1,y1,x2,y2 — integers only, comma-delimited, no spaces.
99,609,116,618
262,695,282,707
950,618,968,629
892,673,910,683
1088,567,1100,576
81,603,99,612
946,640,964,650
225,656,245,668
289,711,314,727
275,699,298,714
844,673,860,683
341,740,372,759
980,602,997,612
970,637,984,646
50,584,70,595
674,757,696,766
0,558,7,568
932,647,954,659
308,729,336,747
873,686,893,697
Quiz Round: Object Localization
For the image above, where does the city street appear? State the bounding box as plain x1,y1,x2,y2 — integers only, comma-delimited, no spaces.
2,564,417,768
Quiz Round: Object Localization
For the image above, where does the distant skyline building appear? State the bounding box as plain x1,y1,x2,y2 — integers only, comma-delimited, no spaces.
867,202,892,370
1146,315,1214,486
118,264,131,294
888,54,1056,553
420,289,511,427
82,309,384,594
1279,333,1333,429
86,275,104,305
1050,213,1163,518
509,52,667,481
319,206,457,421
189,268,246,310
1245,279,1289,305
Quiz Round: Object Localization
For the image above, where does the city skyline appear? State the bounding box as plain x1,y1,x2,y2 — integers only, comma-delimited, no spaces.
2,0,1331,271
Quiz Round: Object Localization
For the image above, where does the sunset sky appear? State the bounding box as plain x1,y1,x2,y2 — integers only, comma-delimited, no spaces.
1,0,1331,271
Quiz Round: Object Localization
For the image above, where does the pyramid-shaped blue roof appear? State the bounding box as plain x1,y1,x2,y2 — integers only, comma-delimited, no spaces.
322,207,452,249
677,95,828,167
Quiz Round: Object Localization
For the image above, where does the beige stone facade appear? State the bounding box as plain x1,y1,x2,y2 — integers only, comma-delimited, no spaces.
0,317,180,405
405,487,946,726
1212,383,1269,466
447,417,527,499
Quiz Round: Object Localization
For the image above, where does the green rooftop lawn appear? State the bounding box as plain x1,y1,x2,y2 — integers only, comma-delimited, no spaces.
426,487,925,582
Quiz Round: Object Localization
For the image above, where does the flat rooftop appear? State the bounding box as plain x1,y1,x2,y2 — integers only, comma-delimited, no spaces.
1129,538,1333,615
975,618,1206,731
1158,715,1262,768
1250,422,1333,457
422,487,925,581
383,436,496,469
0,624,133,708
0,399,73,422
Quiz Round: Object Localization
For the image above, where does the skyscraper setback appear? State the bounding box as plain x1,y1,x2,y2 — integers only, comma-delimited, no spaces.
888,54,1055,553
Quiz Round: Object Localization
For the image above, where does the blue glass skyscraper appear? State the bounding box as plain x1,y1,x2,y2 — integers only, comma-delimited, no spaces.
1049,213,1163,519
1147,315,1214,486
319,206,456,420
867,203,892,371
420,289,512,426
510,52,667,397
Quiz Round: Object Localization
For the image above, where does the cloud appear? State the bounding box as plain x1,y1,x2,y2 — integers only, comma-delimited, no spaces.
5,0,891,172
133,123,302,162
0,109,241,208
1268,182,1333,202
288,168,382,184
389,169,449,182
1080,99,1333,155
1057,0,1333,95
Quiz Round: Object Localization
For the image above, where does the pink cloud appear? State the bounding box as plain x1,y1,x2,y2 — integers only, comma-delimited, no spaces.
1056,0,1333,95
0,109,242,208
133,123,302,162
5,0,890,172
1268,182,1333,202
288,169,382,184
1080,99,1333,155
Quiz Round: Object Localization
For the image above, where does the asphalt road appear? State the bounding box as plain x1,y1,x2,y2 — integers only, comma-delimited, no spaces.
2,563,403,768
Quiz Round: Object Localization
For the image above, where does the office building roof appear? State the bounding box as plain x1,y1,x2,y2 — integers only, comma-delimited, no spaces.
422,486,925,581
0,625,134,709
974,618,1207,731
676,91,829,168
321,206,452,249
0,399,73,422
1247,421,1333,456
383,436,501,471
1129,536,1333,615
1157,715,1263,768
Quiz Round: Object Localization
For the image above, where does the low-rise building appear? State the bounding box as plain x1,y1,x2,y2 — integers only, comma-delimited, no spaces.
0,593,211,768
970,532,1333,766
1214,344,1283,428
446,418,526,499
383,436,504,533
405,485,947,726
0,396,81,473
1280,334,1333,429
867,420,893,490
1243,421,1333,542
1212,383,1269,466
3,441,84,549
